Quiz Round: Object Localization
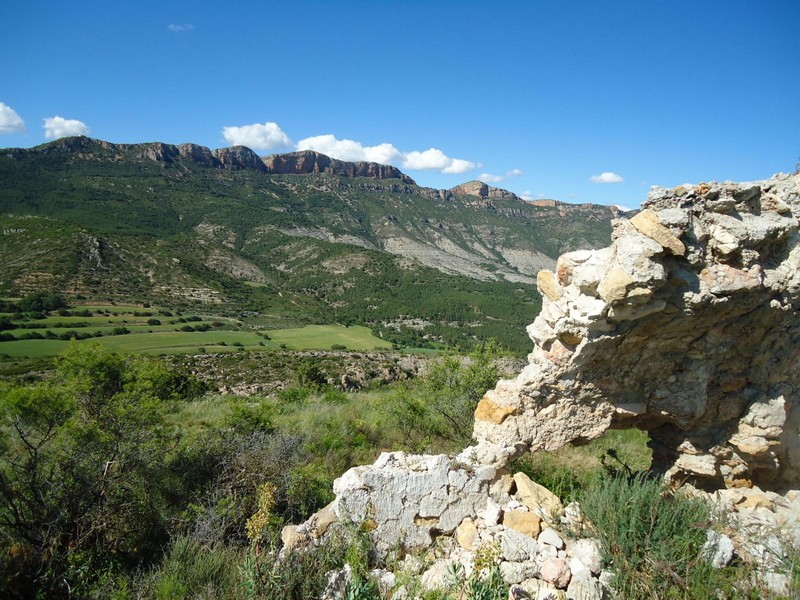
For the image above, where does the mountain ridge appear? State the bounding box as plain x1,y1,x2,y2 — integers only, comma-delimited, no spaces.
0,136,621,351
2,136,618,211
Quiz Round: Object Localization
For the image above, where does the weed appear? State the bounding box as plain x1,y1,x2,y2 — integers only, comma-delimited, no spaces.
578,473,740,599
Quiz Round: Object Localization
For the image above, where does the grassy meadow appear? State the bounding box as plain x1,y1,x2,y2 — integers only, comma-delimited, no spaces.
0,303,394,358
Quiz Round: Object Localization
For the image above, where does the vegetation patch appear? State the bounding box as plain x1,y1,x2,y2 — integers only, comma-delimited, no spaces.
267,324,392,351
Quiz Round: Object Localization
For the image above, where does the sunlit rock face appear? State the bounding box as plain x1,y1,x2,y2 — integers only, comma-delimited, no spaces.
475,173,800,490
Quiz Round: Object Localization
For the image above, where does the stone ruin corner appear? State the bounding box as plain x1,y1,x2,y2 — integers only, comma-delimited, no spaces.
292,173,800,571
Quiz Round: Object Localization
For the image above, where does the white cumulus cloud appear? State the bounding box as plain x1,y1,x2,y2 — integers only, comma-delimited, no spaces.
296,134,403,164
0,102,26,134
590,171,623,183
479,173,503,183
506,168,522,177
440,157,478,174
297,133,477,174
519,190,533,201
43,116,89,140
222,122,293,151
168,24,194,31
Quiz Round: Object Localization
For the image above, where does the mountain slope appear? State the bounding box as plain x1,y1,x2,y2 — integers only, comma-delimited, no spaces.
0,137,618,352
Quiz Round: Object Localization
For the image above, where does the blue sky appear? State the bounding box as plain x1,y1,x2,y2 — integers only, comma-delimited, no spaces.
1,1,798,208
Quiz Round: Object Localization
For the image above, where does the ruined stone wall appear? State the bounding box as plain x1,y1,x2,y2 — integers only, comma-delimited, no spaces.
475,173,800,490
295,174,800,577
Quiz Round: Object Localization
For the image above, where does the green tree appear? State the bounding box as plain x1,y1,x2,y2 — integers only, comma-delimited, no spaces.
16,291,67,313
0,343,195,597
423,342,501,445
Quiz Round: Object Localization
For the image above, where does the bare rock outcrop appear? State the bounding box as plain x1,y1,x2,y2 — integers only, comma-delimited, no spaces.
262,150,416,184
475,173,800,490
177,143,218,167
212,145,267,171
451,180,521,201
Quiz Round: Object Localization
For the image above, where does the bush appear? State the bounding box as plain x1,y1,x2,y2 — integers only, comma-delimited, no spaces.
277,387,310,404
17,291,67,313
0,344,208,596
579,474,738,598
135,536,243,600
147,318,162,326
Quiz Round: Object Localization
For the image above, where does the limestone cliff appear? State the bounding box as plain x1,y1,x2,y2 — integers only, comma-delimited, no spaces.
450,180,521,201
262,150,416,184
211,146,267,171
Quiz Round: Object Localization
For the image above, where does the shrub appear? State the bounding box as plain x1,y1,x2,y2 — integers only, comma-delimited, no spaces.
0,344,205,595
135,536,243,600
147,318,161,326
277,387,310,404
578,474,738,598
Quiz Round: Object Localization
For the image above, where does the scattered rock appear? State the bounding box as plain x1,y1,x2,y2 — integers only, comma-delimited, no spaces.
513,473,564,520
702,531,735,568
538,527,565,550
501,528,540,562
539,557,571,589
456,517,479,550
503,510,542,537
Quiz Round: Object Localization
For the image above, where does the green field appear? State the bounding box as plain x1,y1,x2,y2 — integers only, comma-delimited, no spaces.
0,324,390,357
0,331,269,357
6,320,228,339
267,325,392,351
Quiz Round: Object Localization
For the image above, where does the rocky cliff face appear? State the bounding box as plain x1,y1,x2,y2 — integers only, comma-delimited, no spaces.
262,150,416,184
451,180,521,201
9,137,419,182
177,143,218,167
211,145,267,171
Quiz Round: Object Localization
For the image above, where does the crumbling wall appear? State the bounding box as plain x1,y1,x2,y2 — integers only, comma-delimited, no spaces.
299,174,800,567
475,173,800,490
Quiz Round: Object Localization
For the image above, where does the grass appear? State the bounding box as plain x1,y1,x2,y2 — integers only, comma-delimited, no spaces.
0,331,273,357
0,313,392,356
578,474,745,599
135,536,245,600
511,429,651,500
266,324,392,351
